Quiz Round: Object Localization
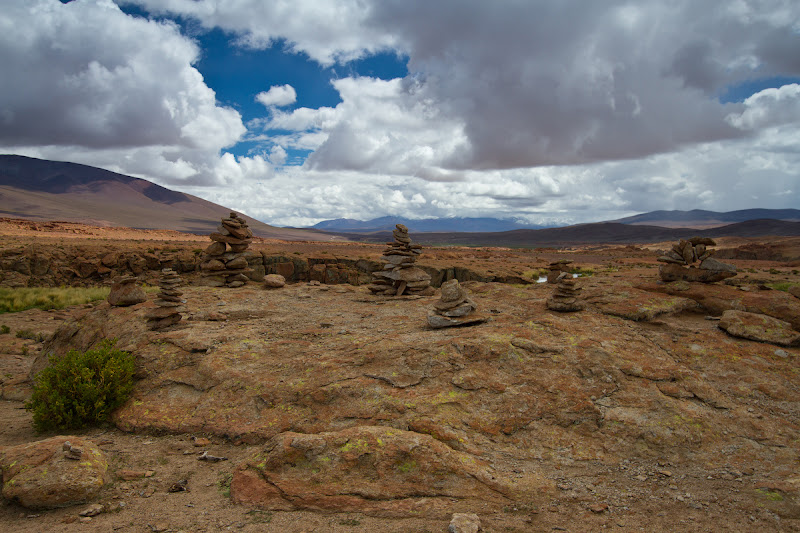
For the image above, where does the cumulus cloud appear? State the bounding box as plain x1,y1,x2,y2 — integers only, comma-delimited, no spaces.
0,0,245,152
120,0,400,65
255,85,297,108
726,84,800,130
0,0,271,189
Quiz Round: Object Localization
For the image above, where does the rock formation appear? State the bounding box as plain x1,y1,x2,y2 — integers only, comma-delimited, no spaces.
106,275,146,306
546,277,585,312
718,310,800,347
547,259,573,283
200,212,254,288
0,436,109,509
145,268,185,330
428,279,487,328
368,224,433,296
657,237,737,283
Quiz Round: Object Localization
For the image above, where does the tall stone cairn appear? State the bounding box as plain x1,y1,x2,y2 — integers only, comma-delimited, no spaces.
657,237,737,283
368,224,433,296
547,259,573,283
200,212,254,288
145,268,185,330
546,277,584,312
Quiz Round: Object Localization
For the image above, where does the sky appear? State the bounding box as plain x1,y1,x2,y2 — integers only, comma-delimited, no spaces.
1,0,799,228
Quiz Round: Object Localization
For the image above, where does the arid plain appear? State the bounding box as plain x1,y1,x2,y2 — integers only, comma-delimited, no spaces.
1,219,799,532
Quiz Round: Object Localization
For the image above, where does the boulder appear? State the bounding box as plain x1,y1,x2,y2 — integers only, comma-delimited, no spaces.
106,278,146,307
718,310,800,347
449,513,482,533
0,436,109,509
231,426,544,518
264,274,286,289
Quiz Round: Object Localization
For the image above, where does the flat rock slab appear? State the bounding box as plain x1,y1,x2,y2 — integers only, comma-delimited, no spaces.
0,436,108,509
659,263,736,283
718,310,800,347
231,425,550,518
427,312,488,328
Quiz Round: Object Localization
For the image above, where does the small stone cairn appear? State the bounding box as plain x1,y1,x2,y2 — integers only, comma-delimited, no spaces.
546,277,585,312
657,237,737,283
427,279,487,328
201,212,254,288
368,224,433,296
547,260,573,283
145,268,185,330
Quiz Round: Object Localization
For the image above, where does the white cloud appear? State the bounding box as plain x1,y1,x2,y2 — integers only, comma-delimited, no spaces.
120,0,400,66
255,84,297,108
726,84,800,130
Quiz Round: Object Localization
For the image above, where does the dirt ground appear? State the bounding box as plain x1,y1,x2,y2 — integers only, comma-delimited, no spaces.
1,222,799,532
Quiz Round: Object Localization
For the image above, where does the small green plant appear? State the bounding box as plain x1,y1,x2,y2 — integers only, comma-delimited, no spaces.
15,329,46,342
246,510,273,523
217,472,233,498
26,339,135,432
0,324,9,334
338,518,361,526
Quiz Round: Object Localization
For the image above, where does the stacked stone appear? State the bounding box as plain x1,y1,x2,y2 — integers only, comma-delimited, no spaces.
427,279,486,328
546,277,584,312
201,212,254,288
657,237,737,283
368,224,433,296
145,268,185,330
547,260,573,283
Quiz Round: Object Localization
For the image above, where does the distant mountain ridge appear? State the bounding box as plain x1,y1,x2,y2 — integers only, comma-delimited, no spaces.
0,155,330,240
333,219,800,247
312,216,547,233
613,208,800,228
313,209,800,234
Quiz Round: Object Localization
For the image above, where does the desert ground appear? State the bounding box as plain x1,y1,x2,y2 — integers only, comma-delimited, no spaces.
1,220,799,532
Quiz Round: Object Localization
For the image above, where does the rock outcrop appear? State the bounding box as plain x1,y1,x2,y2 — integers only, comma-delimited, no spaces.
368,224,433,296
428,279,487,328
145,268,185,330
200,212,254,288
546,277,585,312
718,310,800,346
0,436,108,509
657,237,737,283
106,275,146,306
231,426,545,518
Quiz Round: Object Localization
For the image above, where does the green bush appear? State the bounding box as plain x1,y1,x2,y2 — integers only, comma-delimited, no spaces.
26,339,135,432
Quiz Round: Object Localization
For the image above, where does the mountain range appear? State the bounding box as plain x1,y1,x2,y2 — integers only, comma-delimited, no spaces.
0,155,328,240
1,155,798,246
313,209,800,234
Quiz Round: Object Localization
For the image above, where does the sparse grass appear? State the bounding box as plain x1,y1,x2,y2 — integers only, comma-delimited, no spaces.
246,510,273,523
0,286,110,314
15,329,47,342
767,282,797,292
338,518,361,526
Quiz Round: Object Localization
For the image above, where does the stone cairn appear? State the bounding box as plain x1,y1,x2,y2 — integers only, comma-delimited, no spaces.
200,212,254,288
428,279,487,328
657,237,737,283
546,277,585,312
547,260,573,283
368,224,433,296
145,268,185,330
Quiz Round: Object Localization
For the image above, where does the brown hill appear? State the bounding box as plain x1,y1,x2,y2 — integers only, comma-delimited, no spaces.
0,155,334,241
